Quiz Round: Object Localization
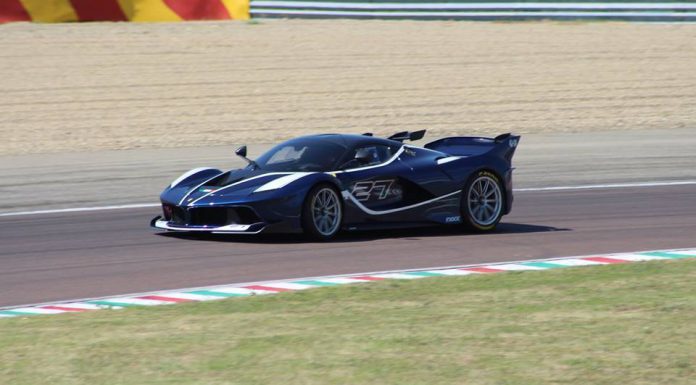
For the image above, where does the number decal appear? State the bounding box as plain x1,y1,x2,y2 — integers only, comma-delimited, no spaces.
351,180,396,201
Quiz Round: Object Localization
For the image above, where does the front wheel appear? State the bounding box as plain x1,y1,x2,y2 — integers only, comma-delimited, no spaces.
301,184,343,241
461,171,504,232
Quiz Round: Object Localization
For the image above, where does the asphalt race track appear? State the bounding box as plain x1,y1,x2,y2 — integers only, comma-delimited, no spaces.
1,129,695,308
1,184,695,308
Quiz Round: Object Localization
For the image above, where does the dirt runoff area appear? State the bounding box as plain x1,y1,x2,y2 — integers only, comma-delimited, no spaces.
1,20,695,156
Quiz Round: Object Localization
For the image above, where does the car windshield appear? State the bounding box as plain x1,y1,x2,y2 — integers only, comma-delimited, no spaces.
255,137,347,172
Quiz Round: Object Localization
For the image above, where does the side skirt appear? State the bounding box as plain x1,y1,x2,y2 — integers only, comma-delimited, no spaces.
343,221,452,232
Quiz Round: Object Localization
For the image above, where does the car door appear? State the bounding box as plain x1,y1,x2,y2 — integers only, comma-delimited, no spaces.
335,142,461,226
335,143,407,212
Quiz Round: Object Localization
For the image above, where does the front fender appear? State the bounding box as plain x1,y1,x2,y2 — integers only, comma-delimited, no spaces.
161,167,223,204
242,172,344,225
249,172,344,200
170,167,222,189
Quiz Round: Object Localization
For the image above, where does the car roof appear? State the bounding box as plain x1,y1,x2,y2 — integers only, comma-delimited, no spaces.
300,133,403,148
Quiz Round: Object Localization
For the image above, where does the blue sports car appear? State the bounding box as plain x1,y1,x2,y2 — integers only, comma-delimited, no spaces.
151,130,520,240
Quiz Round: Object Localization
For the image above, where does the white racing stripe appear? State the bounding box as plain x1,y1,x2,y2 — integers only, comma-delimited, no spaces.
169,167,218,189
154,220,261,234
344,189,461,216
1,180,695,218
334,146,405,173
187,172,291,206
254,172,315,192
436,156,463,165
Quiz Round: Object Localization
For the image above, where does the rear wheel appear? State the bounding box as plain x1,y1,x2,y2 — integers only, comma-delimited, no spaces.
301,184,343,241
461,171,504,232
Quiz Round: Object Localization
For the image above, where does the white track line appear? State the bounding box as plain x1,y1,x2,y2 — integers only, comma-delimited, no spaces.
514,180,696,192
251,2,696,10
0,203,160,217
1,180,694,218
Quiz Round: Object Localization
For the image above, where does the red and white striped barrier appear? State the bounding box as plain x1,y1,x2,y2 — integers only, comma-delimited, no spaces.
0,0,249,23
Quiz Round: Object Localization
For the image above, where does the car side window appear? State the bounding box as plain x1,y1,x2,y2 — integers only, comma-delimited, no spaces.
339,145,394,170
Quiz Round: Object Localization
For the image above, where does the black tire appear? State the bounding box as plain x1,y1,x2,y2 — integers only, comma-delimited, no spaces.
460,170,505,232
301,184,343,241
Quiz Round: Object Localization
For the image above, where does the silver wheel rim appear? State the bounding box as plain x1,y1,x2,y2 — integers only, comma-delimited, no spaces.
311,188,341,236
467,176,502,226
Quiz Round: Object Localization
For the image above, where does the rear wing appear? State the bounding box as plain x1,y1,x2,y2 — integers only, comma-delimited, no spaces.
424,133,520,163
388,129,426,142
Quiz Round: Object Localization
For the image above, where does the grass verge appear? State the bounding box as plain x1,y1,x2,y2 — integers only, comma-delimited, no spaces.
1,260,694,385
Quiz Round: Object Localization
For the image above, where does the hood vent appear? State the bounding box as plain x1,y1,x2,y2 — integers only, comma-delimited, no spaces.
204,172,245,187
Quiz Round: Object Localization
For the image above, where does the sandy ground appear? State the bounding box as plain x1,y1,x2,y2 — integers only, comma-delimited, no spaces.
1,20,695,156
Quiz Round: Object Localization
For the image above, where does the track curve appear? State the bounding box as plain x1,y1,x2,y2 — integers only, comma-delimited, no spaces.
2,184,695,308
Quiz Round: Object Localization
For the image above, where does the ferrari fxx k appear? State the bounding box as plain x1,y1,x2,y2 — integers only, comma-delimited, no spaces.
151,130,520,240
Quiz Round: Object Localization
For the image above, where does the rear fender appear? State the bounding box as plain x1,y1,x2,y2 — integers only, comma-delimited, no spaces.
428,134,520,215
425,134,520,166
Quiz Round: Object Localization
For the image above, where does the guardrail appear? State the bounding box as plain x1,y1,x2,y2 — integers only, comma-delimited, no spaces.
2,0,694,23
250,1,696,20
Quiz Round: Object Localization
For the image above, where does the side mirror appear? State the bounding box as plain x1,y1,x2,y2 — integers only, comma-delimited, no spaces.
354,148,373,164
235,145,258,169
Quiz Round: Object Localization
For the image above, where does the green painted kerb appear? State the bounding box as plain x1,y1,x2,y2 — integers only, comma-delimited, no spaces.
88,300,137,308
640,251,696,259
0,310,36,316
403,271,447,277
522,261,566,269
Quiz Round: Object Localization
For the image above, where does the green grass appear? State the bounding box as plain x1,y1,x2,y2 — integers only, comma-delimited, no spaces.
1,260,695,385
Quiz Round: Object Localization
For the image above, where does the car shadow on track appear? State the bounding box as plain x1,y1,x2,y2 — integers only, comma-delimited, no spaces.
156,222,570,244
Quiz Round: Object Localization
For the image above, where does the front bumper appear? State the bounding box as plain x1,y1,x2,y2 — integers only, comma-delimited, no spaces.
150,216,266,234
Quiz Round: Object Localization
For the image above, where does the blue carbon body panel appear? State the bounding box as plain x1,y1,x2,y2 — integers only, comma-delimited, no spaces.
152,133,519,234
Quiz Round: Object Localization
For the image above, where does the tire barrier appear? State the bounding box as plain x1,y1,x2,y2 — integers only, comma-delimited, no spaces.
0,0,250,23
249,1,696,21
